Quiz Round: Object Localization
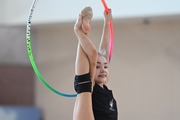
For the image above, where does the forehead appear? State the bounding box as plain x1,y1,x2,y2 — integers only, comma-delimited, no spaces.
97,55,108,63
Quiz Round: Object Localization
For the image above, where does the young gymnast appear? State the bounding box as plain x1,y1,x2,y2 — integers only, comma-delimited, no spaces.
73,7,118,120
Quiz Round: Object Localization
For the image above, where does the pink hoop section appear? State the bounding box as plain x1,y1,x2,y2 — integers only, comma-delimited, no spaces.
101,0,114,62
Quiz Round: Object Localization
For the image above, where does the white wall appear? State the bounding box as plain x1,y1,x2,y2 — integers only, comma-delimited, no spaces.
0,0,7,25
34,19,180,120
0,26,36,65
1,0,180,26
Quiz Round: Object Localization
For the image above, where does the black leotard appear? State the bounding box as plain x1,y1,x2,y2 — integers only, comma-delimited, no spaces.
92,83,118,120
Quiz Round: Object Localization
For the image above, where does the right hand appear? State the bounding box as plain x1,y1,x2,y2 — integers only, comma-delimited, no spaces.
103,9,112,23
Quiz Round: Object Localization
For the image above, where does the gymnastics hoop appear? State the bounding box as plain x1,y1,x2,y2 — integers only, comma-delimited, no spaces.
26,0,114,97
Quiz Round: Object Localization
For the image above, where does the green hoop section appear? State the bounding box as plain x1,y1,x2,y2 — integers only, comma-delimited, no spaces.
26,0,77,97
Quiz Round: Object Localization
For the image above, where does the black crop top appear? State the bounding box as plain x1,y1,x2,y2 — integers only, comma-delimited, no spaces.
92,83,118,120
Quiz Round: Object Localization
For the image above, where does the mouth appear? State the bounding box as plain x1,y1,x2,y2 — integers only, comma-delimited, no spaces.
98,74,107,78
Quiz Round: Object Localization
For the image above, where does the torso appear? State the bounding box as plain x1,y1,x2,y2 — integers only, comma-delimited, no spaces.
92,83,118,120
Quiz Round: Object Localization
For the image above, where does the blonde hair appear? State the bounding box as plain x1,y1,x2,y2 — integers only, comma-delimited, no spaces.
98,49,106,57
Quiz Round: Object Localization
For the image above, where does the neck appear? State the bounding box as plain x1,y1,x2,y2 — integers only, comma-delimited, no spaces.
96,82,104,88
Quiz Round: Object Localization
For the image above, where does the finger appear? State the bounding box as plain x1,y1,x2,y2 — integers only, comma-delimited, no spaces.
108,9,111,14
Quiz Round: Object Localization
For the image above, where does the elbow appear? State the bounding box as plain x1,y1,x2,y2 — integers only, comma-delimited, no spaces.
90,50,98,68
89,49,98,64
85,49,98,73
91,49,98,58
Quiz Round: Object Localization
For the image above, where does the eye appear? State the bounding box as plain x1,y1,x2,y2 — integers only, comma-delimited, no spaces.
96,66,100,69
104,66,108,69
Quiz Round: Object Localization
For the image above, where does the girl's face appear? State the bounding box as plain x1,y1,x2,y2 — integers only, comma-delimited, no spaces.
94,55,109,86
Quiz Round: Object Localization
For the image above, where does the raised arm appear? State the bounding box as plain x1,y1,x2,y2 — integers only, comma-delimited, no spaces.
98,9,112,63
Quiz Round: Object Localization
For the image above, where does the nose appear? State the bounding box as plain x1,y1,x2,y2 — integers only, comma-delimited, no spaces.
100,68,105,73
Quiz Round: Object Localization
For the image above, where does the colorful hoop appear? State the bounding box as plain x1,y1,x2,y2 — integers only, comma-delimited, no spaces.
26,0,113,97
